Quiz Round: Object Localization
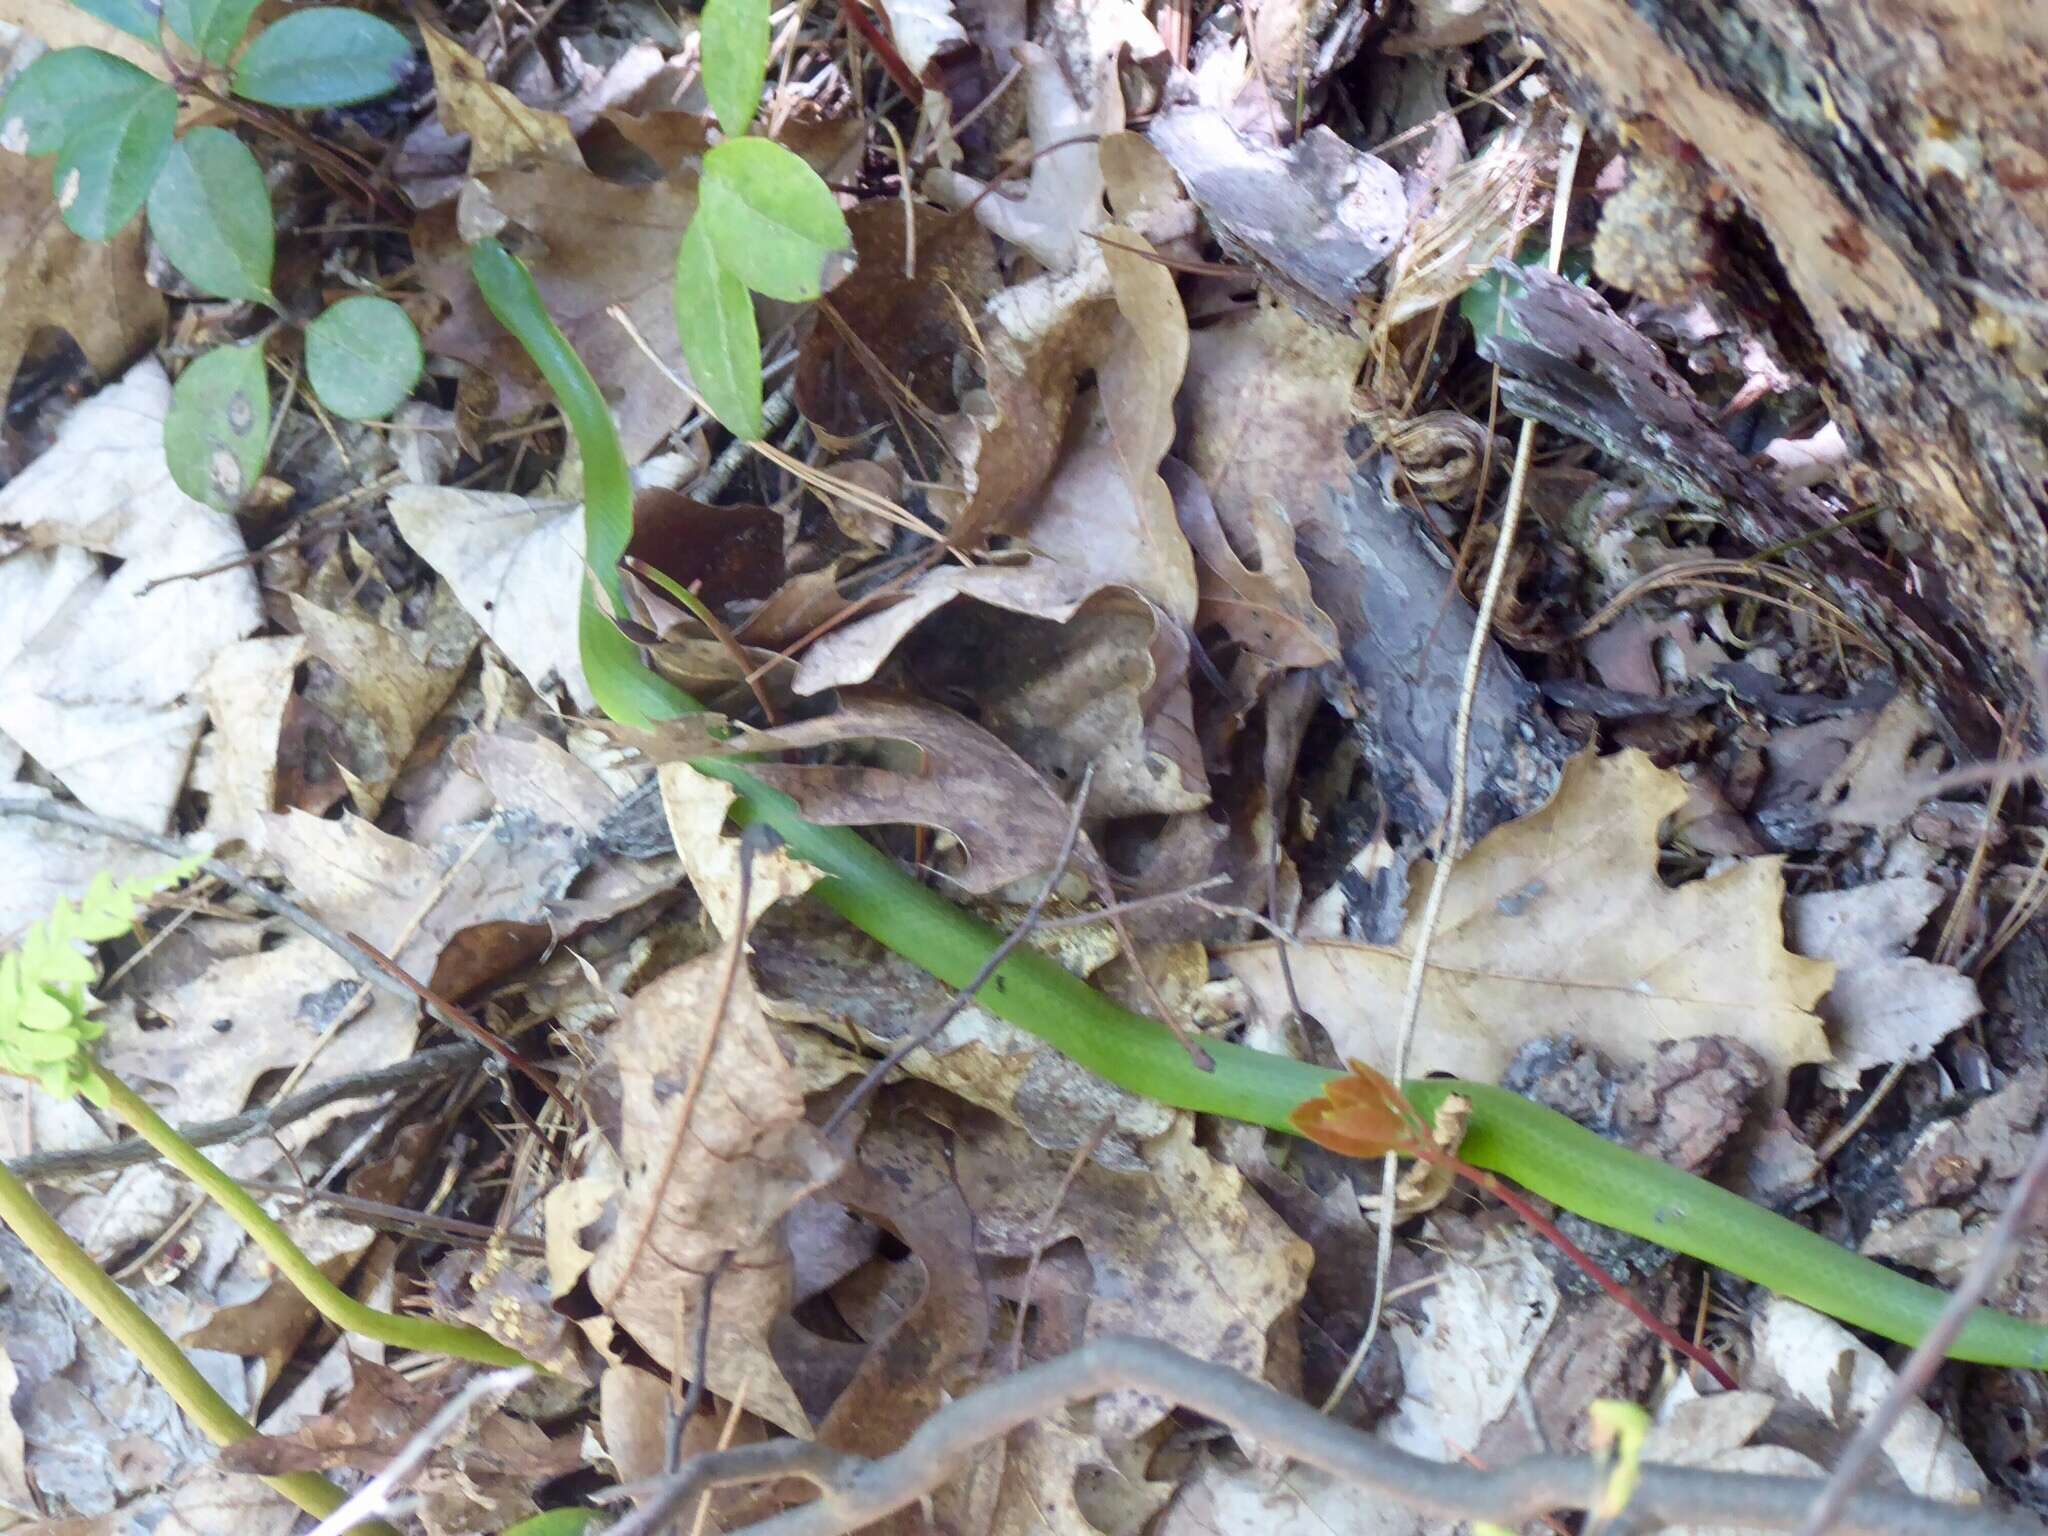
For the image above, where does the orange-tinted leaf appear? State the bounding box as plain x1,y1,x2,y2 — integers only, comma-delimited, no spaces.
1290,1061,1426,1159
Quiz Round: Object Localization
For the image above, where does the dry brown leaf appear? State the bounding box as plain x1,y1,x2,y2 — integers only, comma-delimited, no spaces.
1178,299,1367,544
0,133,162,407
791,563,1207,819
1017,219,1195,619
1163,459,1338,669
1228,750,1834,1091
292,591,475,818
221,1362,577,1532
791,560,1119,694
813,1109,992,1456
421,27,580,175
737,695,1094,895
947,1420,1172,1536
585,953,841,1436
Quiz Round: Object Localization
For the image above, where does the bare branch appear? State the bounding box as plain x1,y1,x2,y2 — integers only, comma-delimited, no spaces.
625,1338,2036,1536
7,1043,485,1182
305,1367,533,1536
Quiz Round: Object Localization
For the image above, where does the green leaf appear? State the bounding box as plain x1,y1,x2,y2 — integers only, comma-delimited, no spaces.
67,0,161,41
52,68,177,240
1,47,157,157
163,0,264,63
674,215,764,440
230,8,412,108
700,0,768,139
697,137,852,303
165,343,271,511
304,295,422,420
147,127,275,302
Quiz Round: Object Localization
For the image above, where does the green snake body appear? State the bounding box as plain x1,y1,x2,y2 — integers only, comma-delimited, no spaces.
470,238,2048,1373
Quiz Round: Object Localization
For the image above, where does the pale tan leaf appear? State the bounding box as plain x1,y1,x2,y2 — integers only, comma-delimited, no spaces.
1163,458,1337,668
0,360,261,829
586,953,842,1435
1227,750,1834,1090
389,485,591,709
658,762,824,936
192,635,307,854
291,592,475,818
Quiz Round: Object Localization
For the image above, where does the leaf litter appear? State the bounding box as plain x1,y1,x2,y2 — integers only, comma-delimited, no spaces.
0,0,2044,1528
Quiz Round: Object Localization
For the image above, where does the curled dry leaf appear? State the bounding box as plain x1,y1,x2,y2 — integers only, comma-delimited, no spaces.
420,27,580,176
291,589,477,818
1163,458,1338,669
925,43,1114,270
658,761,824,935
222,1361,579,1533
737,695,1099,895
1788,876,1981,1088
1229,750,1834,1094
584,952,843,1436
1021,217,1197,621
791,561,1207,819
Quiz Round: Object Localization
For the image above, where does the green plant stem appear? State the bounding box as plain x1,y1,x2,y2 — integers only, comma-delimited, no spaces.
0,1159,382,1526
91,1067,533,1368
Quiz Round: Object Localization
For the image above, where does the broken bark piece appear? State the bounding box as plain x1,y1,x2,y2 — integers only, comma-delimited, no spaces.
1482,267,1994,750
1146,106,1405,326
1297,452,1569,938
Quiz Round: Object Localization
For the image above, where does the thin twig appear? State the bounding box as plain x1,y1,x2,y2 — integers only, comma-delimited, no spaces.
302,1367,534,1536
344,934,575,1119
668,1250,737,1472
1793,1117,2048,1536
7,1044,485,1182
1330,113,1586,1415
819,764,1096,1142
617,1338,2030,1536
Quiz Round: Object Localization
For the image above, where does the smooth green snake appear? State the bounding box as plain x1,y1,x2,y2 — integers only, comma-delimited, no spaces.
469,236,2048,1374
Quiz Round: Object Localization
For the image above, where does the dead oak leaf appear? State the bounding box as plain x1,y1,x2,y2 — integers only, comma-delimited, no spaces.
953,1106,1310,1440
585,953,842,1436
1228,750,1834,1092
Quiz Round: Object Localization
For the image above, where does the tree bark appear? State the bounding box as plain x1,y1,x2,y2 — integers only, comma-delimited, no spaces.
1513,0,2048,717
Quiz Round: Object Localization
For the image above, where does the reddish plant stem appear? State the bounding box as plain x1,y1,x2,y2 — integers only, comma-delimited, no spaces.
842,0,924,101
1418,1145,1738,1390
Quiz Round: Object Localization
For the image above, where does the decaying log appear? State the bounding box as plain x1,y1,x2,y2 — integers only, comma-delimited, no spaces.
1515,0,2048,716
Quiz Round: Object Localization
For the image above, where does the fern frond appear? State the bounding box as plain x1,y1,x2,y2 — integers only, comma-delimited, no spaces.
0,858,200,1102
